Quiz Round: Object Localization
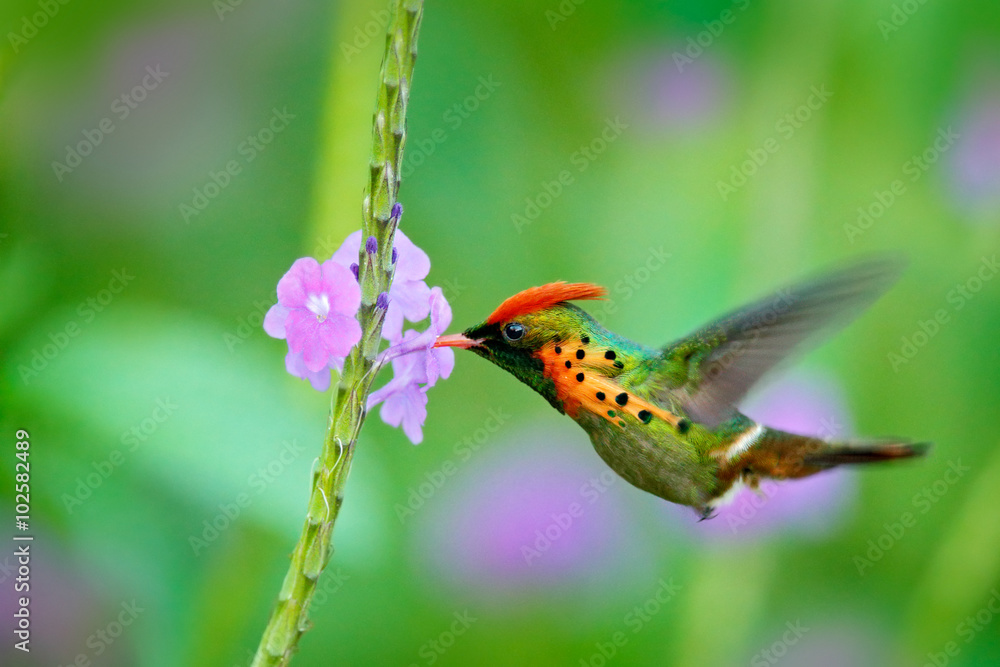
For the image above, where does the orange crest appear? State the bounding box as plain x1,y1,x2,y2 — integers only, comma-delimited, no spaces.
485,282,606,325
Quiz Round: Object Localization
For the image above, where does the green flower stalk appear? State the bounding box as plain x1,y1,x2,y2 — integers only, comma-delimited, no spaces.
252,1,424,664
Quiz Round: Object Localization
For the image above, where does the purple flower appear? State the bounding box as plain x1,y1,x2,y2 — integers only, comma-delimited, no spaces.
410,426,657,601
264,257,362,373
283,350,333,392
263,222,455,444
330,229,431,342
602,45,729,136
368,287,455,444
369,340,431,443
667,371,857,541
949,86,1000,216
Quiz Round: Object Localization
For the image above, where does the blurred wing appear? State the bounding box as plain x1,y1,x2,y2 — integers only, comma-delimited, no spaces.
660,257,904,428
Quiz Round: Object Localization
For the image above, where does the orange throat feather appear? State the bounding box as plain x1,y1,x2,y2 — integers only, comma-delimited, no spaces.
534,341,681,430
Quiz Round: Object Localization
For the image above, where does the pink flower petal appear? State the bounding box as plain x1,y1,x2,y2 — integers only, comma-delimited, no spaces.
427,286,452,334
320,260,362,316
379,387,428,444
433,347,455,382
285,310,317,354
319,314,363,358
393,230,431,281
329,230,362,269
394,279,432,322
276,257,321,308
301,336,329,373
284,351,332,391
381,306,406,344
263,304,290,339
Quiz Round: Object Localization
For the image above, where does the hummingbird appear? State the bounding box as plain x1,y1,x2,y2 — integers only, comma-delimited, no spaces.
434,258,928,519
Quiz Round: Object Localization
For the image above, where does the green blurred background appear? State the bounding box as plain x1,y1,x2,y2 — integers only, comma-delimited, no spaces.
2,0,1000,665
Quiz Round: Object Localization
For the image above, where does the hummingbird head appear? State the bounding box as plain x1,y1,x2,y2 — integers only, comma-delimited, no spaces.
434,282,607,410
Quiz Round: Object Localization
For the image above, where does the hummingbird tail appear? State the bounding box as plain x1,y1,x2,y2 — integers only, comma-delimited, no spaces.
801,438,931,469
727,428,931,484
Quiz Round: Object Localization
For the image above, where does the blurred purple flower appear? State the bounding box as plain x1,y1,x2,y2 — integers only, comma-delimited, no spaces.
331,229,432,342
669,371,857,541
412,427,656,600
264,257,362,372
949,87,1000,216
283,350,333,392
369,287,455,444
603,45,729,134
649,51,727,129
751,623,893,667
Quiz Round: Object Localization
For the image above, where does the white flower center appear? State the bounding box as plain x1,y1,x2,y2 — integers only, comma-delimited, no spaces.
306,293,330,321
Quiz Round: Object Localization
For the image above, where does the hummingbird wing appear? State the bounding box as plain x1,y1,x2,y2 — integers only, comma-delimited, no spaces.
659,257,904,429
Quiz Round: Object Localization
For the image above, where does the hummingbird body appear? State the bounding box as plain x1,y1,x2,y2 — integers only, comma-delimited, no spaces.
435,261,928,518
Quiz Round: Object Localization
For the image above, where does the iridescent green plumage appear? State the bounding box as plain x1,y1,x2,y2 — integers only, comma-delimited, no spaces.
436,261,929,518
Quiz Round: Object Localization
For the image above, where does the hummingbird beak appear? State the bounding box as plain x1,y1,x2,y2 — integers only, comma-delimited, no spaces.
433,333,481,349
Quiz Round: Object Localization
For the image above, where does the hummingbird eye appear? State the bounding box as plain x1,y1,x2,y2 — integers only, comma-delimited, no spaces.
502,322,525,342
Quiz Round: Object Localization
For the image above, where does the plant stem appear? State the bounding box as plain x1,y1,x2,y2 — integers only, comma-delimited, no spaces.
251,1,424,664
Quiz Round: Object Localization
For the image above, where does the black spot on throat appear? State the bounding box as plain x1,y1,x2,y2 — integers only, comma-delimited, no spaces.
615,393,628,406
677,419,691,434
604,350,616,360
554,346,561,354
613,360,624,369
565,360,572,369
576,372,585,382
638,409,652,424
596,391,606,401
576,349,585,359
581,335,590,344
